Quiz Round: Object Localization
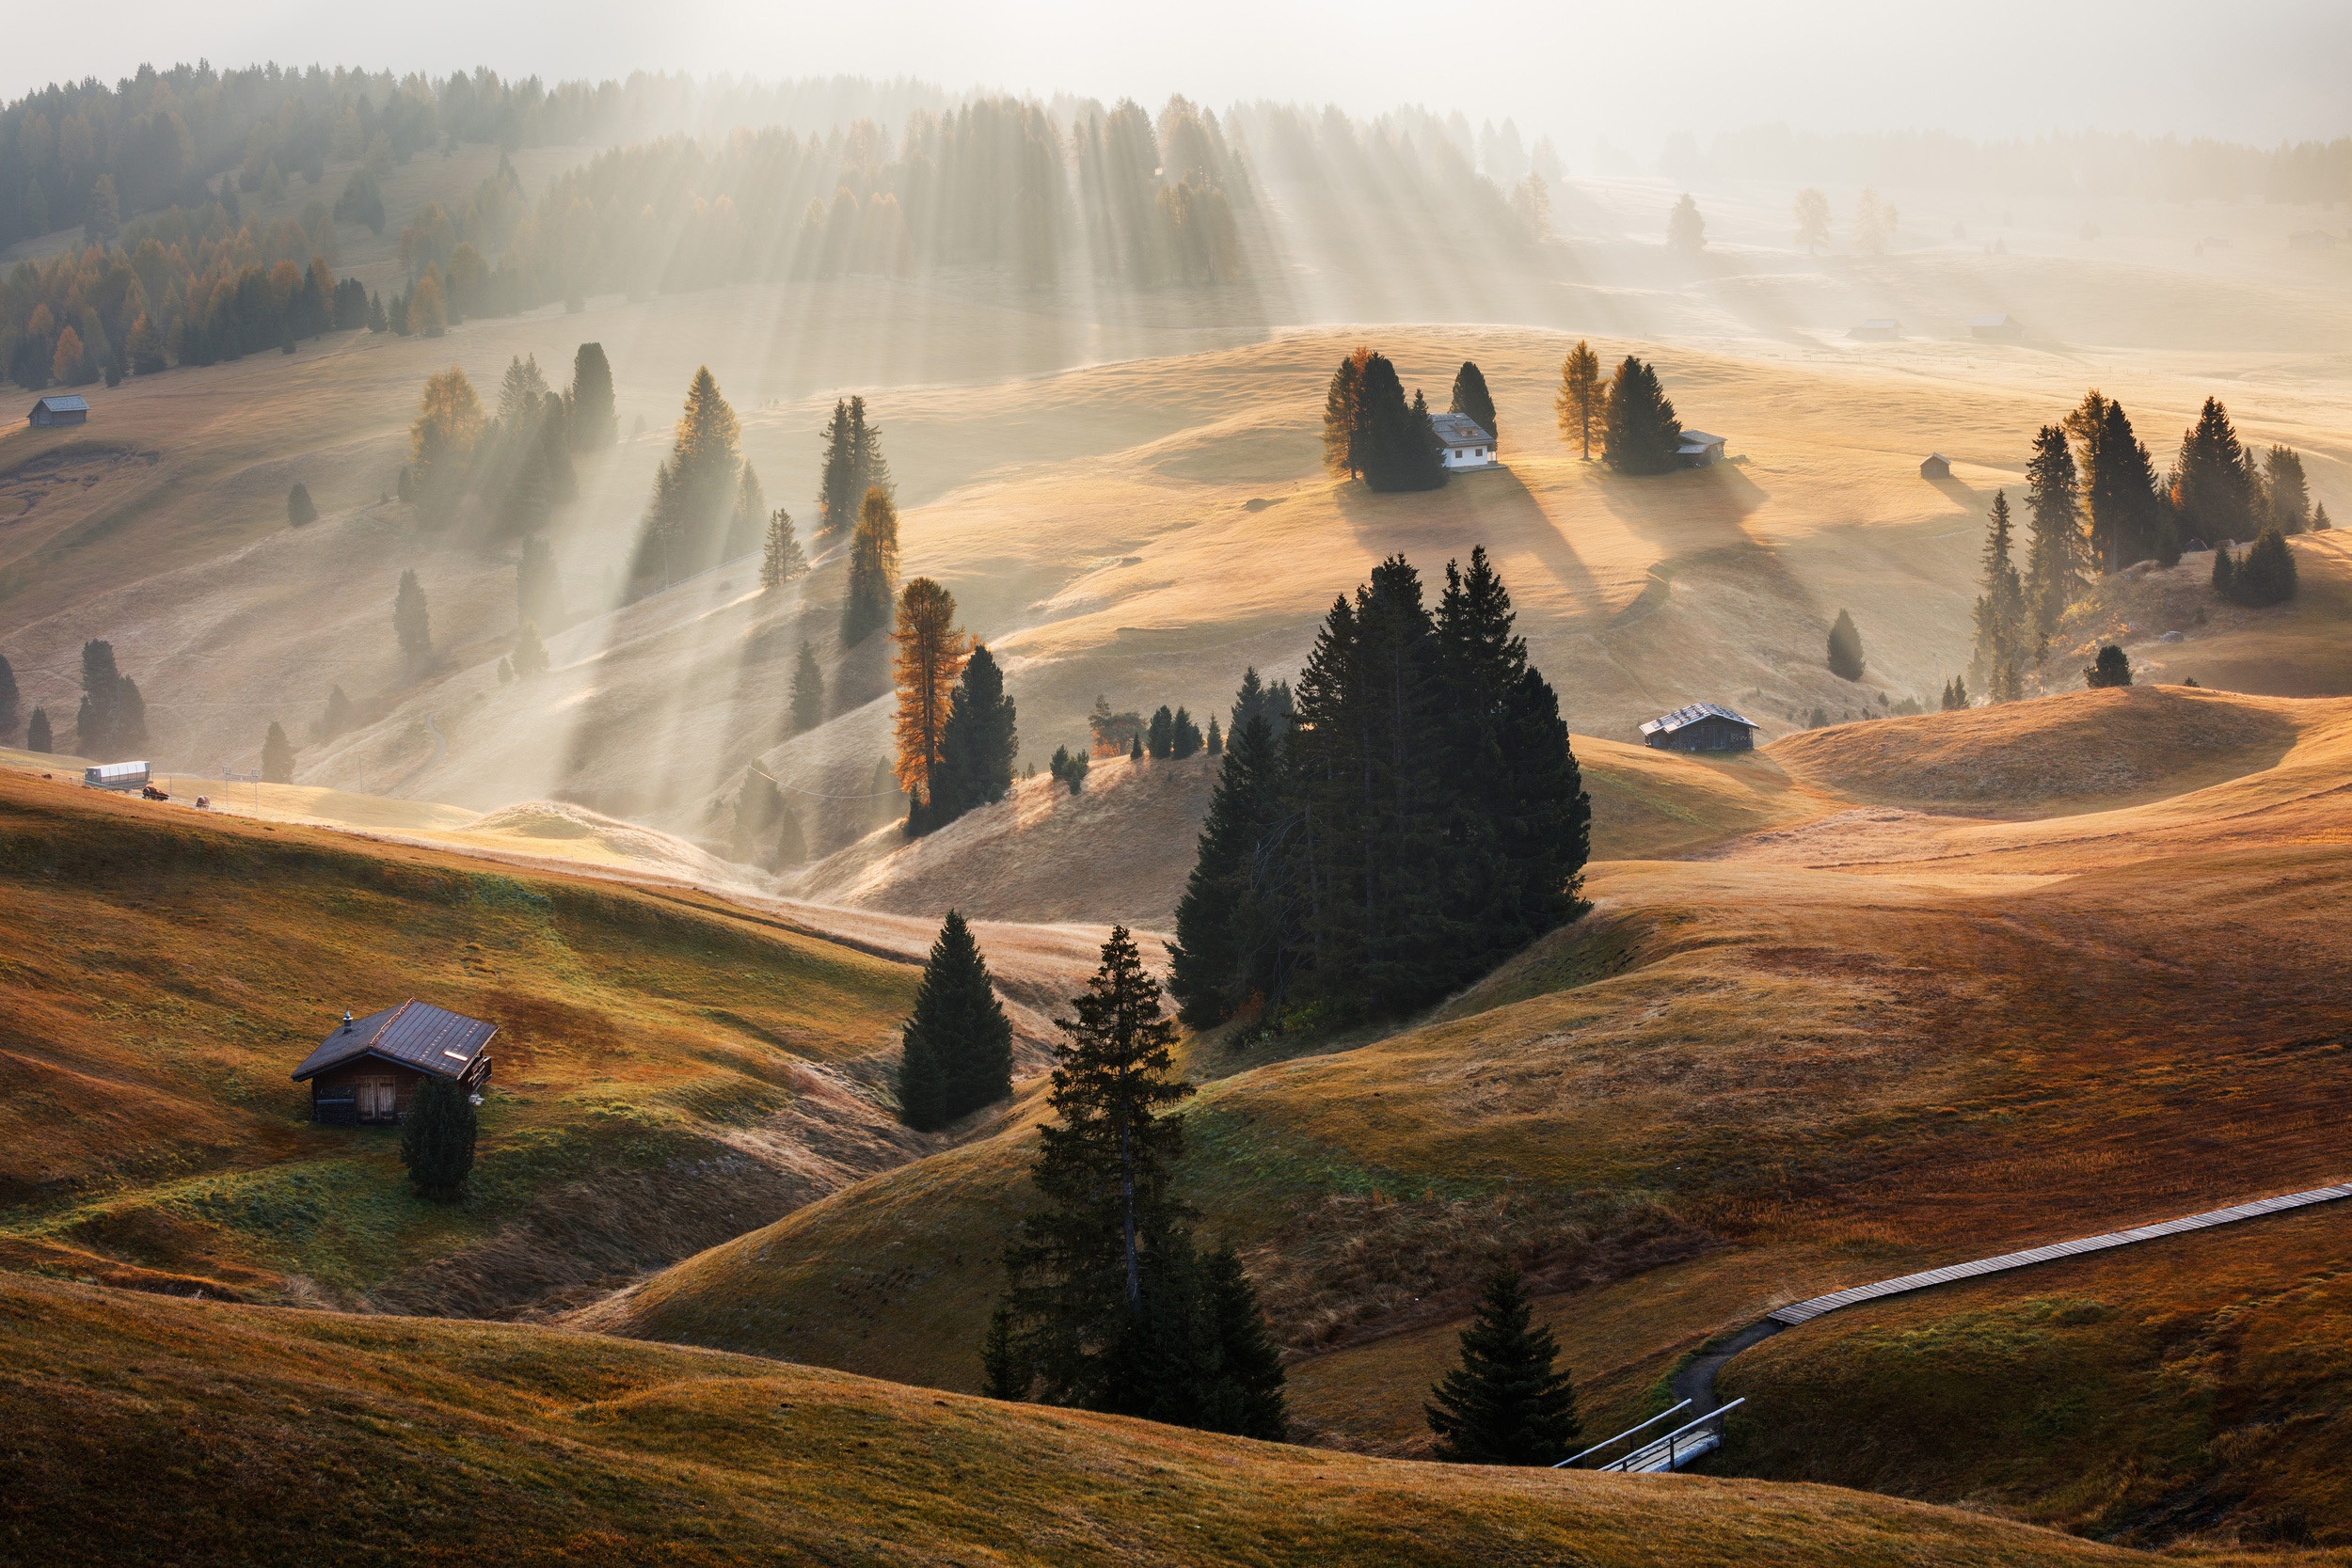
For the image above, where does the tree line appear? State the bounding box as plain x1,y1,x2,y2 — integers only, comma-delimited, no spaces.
1169,549,1591,1030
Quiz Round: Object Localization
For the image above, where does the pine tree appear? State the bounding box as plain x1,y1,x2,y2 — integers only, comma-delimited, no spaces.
1205,716,1222,755
1320,350,1367,479
0,651,17,741
1197,1245,1288,1439
2212,541,2237,600
1971,492,2026,703
1171,707,1202,758
893,578,966,828
75,640,146,760
1666,193,1705,254
636,367,741,585
1449,361,1497,444
818,396,893,533
898,910,1016,1131
1168,709,1296,1027
2085,644,2133,689
517,536,564,631
565,342,618,451
2023,424,2085,647
981,1306,1024,1400
400,1073,478,1199
261,721,295,784
761,508,809,590
2068,391,2162,573
1050,745,1090,796
287,483,317,526
1355,354,1447,492
513,621,550,678
934,643,1019,825
1148,705,1175,760
2171,396,2255,546
1826,610,1866,680
2232,528,2298,607
393,570,432,667
2265,446,2311,534
1229,668,1295,736
996,927,1193,1410
789,641,826,734
840,488,900,645
2315,501,2333,532
1424,1269,1581,1465
26,707,52,752
1601,356,1683,475
1554,341,1602,460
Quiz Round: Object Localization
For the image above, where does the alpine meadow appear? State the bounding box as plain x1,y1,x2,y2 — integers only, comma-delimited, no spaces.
8,7,2352,1563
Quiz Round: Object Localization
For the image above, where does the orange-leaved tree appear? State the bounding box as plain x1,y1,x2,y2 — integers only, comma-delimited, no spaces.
893,578,967,814
409,365,484,516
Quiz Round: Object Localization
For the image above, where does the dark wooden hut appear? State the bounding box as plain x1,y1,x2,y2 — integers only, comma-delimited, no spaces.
291,1000,494,1125
1640,702,1761,752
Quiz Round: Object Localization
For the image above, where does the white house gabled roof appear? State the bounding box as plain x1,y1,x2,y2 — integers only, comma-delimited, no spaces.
1640,702,1759,736
1427,411,1492,446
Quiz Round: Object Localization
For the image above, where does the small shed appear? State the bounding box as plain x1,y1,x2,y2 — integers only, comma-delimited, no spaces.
1426,411,1500,470
1641,703,1760,752
83,760,151,791
1849,319,1901,341
1919,453,1951,480
28,394,89,427
291,1000,496,1125
1677,431,1726,467
1968,313,2025,341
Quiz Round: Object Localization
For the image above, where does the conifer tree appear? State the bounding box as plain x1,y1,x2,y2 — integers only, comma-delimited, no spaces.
1666,193,1705,254
789,641,826,734
636,367,741,586
287,483,317,526
1169,709,1296,1027
1424,1269,1581,1465
1229,667,1295,736
1826,609,1865,681
761,508,808,590
75,640,147,760
2085,644,2133,689
898,910,1015,1131
1171,707,1202,758
893,578,967,829
1601,356,1682,475
26,707,51,752
561,343,616,451
2171,396,2255,546
1205,716,1222,755
841,488,901,645
818,396,893,532
725,464,768,562
1148,705,1175,759
513,621,550,678
934,643,1019,824
0,652,16,741
1449,361,1497,443
261,721,295,784
1355,355,1447,492
772,806,806,869
2265,446,2311,534
1554,341,1602,460
2231,528,2298,606
401,1073,477,1199
2023,423,2085,646
2067,391,2161,573
1130,735,1143,761
393,569,432,667
1971,492,2026,703
2212,541,2237,600
1320,350,1368,478
1050,745,1090,795
2314,501,2333,532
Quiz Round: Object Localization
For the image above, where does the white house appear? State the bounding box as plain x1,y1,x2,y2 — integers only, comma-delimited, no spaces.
1427,411,1499,470
1677,430,1726,467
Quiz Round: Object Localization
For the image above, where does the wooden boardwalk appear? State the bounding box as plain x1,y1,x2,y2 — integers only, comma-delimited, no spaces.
1766,1180,2352,1327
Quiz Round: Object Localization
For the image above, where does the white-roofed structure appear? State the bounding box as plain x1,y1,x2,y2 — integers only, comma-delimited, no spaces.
1677,431,1726,467
1426,411,1500,469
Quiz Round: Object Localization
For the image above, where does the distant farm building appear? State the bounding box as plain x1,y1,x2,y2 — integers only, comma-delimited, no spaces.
27,394,88,427
1920,453,1951,480
82,761,151,791
1427,411,1499,470
1677,430,1726,467
1968,313,2026,341
1849,319,1901,341
1641,703,1759,752
292,1000,496,1126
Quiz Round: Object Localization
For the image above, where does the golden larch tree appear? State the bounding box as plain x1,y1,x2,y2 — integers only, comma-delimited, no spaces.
1554,341,1601,460
409,366,485,510
892,578,967,806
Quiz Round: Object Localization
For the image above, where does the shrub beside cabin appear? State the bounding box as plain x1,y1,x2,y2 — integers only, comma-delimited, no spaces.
291,1001,494,1125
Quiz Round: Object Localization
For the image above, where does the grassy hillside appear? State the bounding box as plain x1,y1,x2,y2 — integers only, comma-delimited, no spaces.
0,1269,2292,1568
586,688,2352,1546
0,763,925,1316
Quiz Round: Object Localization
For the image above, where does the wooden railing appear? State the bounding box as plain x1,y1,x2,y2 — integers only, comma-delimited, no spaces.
1556,1397,1745,1473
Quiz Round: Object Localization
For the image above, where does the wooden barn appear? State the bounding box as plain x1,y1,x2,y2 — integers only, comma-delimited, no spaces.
1641,702,1760,752
27,394,88,427
291,1000,495,1125
1920,453,1951,480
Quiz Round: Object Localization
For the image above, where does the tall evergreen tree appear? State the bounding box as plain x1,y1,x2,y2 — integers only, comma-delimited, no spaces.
393,569,431,667
1449,361,1498,444
841,487,902,645
761,508,809,590
1601,356,1682,475
1424,1269,1581,1465
2067,391,2162,573
0,651,17,741
934,643,1019,824
2171,397,2255,546
893,578,967,829
1170,708,1297,1028
1826,610,1865,681
1171,707,1202,758
1554,341,1602,460
898,910,1016,1131
2265,446,2311,534
2023,423,2085,648
1147,705,1175,760
25,707,51,753
565,342,617,451
75,639,146,760
1793,187,1831,253
724,464,769,562
2230,528,2298,606
400,1073,477,1199
1971,492,2027,703
261,721,295,784
1320,350,1367,479
731,771,786,863
1354,354,1447,492
789,641,827,734
1229,667,1294,736
818,395,893,533
1205,716,1222,755
635,366,741,586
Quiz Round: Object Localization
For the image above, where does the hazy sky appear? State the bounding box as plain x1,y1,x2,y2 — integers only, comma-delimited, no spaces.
11,0,2349,146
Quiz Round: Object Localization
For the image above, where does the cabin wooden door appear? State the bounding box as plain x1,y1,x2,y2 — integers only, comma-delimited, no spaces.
358,1077,397,1121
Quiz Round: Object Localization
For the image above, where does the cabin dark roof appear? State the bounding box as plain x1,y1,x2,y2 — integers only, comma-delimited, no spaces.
32,394,89,414
1640,702,1759,736
1427,411,1493,446
290,1000,496,1082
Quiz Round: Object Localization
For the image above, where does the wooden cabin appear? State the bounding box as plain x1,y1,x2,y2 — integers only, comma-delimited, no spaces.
27,394,89,427
1641,702,1760,752
291,1000,495,1125
1920,453,1951,480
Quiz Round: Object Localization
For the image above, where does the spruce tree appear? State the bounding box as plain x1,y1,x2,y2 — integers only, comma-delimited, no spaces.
401,1073,478,1199
1169,710,1295,1027
2233,528,2298,606
2212,542,2237,600
1554,341,1602,460
566,342,617,451
0,651,16,741
2314,501,2333,532
789,641,826,734
2023,423,2084,647
1424,1269,1581,1465
761,507,809,590
1148,705,1175,759
75,640,146,760
816,399,857,531
394,570,432,667
287,483,317,526
2085,644,2133,689
1355,355,1447,492
2265,446,2311,533
1826,610,1866,681
262,721,295,784
1601,356,1683,475
898,910,1016,1131
1171,707,1202,758
1971,493,2026,703
635,367,741,585
731,772,786,863
841,488,900,645
935,644,1019,823
1050,745,1089,795
771,806,806,869
2171,396,2255,546
1449,360,1497,443
2067,392,2161,573
26,707,52,752
1205,716,1222,755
